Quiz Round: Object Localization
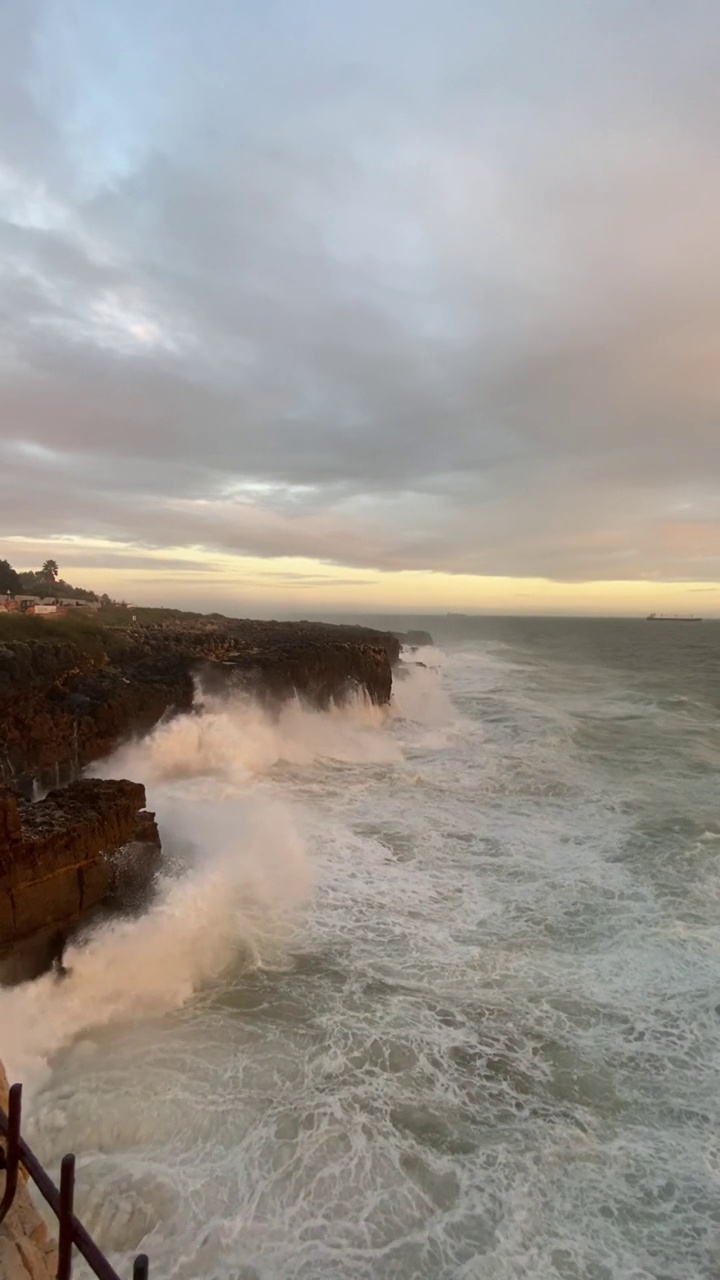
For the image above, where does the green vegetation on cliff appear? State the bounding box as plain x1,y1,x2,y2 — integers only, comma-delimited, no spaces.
0,610,130,659
0,559,23,594
0,555,99,601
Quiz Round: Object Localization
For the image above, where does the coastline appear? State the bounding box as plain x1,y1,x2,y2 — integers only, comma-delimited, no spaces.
0,613,402,983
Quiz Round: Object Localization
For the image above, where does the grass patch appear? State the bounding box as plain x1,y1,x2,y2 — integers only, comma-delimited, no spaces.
95,604,230,627
0,611,129,660
0,603,225,657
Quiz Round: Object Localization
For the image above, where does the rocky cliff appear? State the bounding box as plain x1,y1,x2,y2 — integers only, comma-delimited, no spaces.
393,629,434,648
0,780,160,982
0,616,399,980
0,619,400,791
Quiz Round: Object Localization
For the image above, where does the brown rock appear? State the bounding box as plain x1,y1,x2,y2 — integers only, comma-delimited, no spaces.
0,780,160,982
0,620,399,790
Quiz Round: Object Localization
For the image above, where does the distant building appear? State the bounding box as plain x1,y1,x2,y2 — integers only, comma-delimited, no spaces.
1,595,43,612
2,593,100,615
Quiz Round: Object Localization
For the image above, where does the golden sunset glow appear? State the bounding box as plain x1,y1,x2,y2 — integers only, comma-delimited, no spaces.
4,537,718,616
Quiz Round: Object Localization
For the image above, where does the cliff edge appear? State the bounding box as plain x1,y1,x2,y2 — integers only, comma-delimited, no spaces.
0,780,160,983
0,617,399,791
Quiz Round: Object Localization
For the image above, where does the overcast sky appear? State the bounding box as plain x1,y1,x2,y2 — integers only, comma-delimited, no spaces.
1,0,718,614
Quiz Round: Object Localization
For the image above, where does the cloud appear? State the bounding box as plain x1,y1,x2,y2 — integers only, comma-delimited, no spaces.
0,0,719,598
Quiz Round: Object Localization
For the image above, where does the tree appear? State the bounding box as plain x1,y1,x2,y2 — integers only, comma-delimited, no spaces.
0,558,22,595
42,559,59,583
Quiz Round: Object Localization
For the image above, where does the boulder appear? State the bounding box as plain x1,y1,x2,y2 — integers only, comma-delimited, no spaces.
0,780,160,983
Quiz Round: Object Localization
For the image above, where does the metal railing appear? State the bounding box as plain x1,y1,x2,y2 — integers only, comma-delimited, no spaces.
0,1082,149,1280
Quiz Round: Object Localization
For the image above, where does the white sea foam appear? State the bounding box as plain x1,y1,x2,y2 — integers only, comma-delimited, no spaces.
3,641,719,1280
96,683,403,788
2,666,445,1094
0,797,310,1093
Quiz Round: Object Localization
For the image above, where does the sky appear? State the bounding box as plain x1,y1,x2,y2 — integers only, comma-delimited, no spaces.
1,0,719,616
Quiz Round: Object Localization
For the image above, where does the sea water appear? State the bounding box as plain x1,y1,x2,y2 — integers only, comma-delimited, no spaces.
2,617,719,1279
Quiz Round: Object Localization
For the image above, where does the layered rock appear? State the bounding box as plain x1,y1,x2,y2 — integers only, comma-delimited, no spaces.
0,780,160,983
0,619,399,791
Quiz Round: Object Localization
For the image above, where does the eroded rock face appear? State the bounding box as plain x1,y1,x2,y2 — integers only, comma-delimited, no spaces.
0,636,191,792
0,620,399,791
0,780,160,982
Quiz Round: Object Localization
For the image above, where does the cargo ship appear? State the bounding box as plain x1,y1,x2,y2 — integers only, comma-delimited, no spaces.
646,613,702,622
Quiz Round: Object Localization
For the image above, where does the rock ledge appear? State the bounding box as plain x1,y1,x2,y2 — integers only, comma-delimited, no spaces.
0,780,160,982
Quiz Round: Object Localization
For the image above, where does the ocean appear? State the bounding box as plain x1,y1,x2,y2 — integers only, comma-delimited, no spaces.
2,617,719,1279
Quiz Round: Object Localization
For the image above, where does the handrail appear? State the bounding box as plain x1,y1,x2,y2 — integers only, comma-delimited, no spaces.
0,1082,149,1279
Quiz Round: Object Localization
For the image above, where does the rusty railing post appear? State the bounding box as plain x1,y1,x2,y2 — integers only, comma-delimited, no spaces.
0,1082,22,1226
57,1152,76,1280
1,1080,151,1280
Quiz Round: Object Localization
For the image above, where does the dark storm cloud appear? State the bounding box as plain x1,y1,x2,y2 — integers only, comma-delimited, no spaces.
1,0,719,584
